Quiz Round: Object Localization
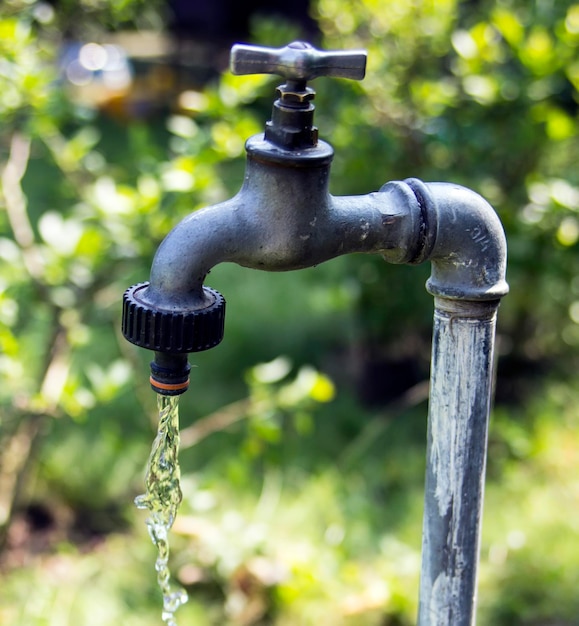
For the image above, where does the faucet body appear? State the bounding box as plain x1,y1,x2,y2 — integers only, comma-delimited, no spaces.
126,131,508,330
144,136,424,311
122,41,508,625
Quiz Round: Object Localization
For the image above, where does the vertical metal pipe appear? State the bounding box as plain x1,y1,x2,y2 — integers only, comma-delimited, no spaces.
418,297,499,626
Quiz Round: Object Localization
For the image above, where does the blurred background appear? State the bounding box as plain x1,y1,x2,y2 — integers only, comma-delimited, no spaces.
0,0,578,624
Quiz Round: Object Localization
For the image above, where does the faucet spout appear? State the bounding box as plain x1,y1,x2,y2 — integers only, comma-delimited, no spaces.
145,196,244,311
146,137,425,313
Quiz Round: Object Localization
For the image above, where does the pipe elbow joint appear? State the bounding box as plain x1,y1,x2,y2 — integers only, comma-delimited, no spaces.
406,178,509,303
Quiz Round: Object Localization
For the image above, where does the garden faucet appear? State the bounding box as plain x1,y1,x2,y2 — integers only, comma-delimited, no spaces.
122,40,507,394
122,41,508,626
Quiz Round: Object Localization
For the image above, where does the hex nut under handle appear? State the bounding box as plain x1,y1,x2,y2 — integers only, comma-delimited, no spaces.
230,41,367,82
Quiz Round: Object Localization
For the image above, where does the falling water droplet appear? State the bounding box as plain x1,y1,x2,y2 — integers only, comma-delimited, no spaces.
136,394,188,625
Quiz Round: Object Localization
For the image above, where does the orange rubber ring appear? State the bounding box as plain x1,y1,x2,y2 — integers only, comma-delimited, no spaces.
149,376,190,392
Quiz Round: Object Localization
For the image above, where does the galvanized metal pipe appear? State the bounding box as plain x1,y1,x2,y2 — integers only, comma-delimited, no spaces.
418,297,499,626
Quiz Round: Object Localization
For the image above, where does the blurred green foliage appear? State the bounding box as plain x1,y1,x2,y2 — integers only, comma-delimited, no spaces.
314,0,579,361
0,0,579,625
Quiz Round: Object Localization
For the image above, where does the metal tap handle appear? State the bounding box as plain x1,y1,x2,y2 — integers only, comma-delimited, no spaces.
230,41,367,82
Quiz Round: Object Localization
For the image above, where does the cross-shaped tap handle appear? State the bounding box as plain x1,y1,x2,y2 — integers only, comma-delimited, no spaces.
230,41,367,83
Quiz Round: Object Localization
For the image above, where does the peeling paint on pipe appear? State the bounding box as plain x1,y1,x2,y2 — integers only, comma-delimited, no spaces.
417,297,499,626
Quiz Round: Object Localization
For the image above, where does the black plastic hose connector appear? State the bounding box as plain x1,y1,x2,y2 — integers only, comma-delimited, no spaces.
122,282,226,395
149,352,191,396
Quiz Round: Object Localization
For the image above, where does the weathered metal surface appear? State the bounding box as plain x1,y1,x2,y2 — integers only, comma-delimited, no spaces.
406,178,509,301
230,41,367,82
141,161,424,313
122,43,509,625
418,298,499,626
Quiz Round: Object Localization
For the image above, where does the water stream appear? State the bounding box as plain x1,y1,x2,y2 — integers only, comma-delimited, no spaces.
135,394,188,626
